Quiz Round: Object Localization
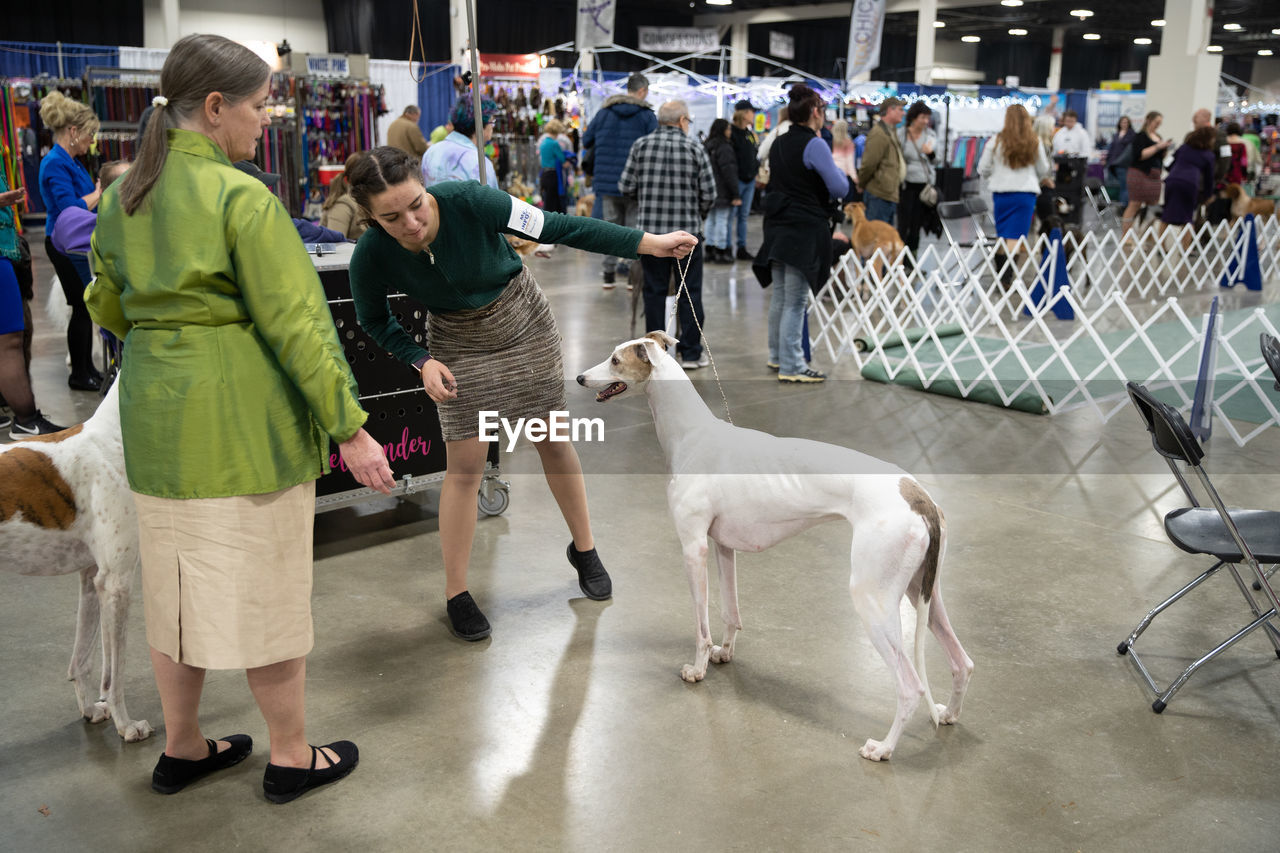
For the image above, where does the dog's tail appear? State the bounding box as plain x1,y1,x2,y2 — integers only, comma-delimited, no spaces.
900,477,945,729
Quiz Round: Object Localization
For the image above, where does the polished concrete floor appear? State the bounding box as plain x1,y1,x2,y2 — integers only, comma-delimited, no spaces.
3,219,1280,852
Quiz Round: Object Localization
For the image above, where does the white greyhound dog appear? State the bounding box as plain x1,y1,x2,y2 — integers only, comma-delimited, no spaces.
577,332,973,760
1,380,152,741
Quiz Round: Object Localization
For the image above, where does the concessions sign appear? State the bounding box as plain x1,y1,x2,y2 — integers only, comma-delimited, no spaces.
480,53,542,79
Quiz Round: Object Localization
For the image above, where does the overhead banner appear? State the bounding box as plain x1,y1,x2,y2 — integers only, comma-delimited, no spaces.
846,0,886,80
638,27,721,54
576,0,617,50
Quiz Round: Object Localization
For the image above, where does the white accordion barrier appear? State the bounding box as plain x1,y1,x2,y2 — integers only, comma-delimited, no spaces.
810,214,1280,446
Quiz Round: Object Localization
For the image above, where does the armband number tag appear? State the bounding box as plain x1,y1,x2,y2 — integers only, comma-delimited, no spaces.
507,197,545,239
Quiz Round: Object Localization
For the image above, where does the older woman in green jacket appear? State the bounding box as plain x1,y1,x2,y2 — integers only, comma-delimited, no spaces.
86,34,393,805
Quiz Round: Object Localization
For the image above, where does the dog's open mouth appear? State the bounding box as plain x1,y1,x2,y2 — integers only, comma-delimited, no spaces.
595,382,627,402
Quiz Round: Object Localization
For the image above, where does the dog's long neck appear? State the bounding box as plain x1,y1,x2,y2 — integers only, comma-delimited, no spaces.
644,358,720,461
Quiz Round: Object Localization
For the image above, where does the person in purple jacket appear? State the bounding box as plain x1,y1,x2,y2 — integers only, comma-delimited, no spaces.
1159,126,1217,251
38,91,103,391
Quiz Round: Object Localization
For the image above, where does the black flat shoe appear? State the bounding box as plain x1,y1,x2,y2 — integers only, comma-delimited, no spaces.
567,543,612,600
68,374,102,392
263,741,359,804
151,734,253,794
446,591,491,641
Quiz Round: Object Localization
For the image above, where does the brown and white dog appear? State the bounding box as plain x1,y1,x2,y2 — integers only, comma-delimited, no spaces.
1,380,152,741
1222,183,1275,221
577,332,974,760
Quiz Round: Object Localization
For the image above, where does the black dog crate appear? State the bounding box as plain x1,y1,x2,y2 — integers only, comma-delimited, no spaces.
312,248,508,515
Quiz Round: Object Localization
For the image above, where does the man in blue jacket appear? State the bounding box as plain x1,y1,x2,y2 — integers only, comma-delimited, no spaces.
582,73,656,287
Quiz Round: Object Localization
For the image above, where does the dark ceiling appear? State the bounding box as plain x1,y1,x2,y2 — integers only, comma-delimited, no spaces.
669,0,1278,58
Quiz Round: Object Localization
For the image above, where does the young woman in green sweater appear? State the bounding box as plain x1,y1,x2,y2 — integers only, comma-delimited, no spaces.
347,146,696,640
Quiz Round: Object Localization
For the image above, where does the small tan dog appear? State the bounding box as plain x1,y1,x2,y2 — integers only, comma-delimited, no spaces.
1222,184,1274,220
844,201,907,290
575,193,595,217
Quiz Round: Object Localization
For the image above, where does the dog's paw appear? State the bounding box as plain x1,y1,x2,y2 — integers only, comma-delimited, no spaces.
122,719,154,742
859,739,893,761
88,701,111,724
710,644,733,664
936,704,960,725
679,664,705,683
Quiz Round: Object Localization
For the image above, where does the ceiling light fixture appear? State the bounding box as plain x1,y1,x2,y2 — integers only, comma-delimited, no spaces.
1222,23,1242,31
1151,20,1166,27
1001,0,1024,6
1082,33,1101,41
705,0,733,5
1070,9,1094,19
1207,45,1223,52
934,20,946,28
1009,28,1028,36
1273,28,1280,35
1260,49,1275,56
962,35,981,43
1134,38,1152,45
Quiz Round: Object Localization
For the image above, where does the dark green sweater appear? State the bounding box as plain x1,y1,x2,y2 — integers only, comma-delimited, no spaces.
349,180,643,366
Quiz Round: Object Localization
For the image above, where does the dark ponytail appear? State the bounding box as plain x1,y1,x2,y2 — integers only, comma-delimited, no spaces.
118,34,270,215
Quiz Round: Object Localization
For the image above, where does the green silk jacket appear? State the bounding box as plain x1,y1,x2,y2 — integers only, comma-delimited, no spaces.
87,129,367,499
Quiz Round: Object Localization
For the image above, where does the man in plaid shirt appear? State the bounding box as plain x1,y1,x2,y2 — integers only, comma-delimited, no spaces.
619,100,717,368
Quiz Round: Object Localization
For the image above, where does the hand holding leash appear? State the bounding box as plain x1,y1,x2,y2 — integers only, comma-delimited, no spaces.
639,230,699,259
339,427,396,495
420,358,458,403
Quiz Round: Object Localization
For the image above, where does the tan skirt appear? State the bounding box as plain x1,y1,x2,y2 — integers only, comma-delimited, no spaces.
133,480,316,670
428,266,567,441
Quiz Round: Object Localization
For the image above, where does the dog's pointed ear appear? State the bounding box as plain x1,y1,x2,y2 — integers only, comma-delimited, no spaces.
644,330,677,349
634,342,650,364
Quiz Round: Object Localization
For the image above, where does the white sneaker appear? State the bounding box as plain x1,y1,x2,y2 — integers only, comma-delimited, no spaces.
681,354,710,369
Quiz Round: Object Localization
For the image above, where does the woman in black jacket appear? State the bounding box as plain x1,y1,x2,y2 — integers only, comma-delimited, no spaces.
751,85,856,384
703,118,740,263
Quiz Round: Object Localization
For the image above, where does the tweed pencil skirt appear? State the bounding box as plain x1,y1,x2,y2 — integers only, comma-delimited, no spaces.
428,266,566,441
1126,167,1163,206
133,480,316,669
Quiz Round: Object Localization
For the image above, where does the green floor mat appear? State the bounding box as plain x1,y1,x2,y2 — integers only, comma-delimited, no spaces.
859,303,1280,422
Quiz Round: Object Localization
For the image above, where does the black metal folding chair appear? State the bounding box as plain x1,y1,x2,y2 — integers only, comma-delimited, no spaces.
1262,333,1280,391
1083,176,1120,230
962,195,998,242
1117,382,1280,712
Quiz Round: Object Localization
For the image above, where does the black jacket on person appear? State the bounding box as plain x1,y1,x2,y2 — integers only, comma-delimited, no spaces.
752,124,845,293
730,124,759,183
705,135,741,207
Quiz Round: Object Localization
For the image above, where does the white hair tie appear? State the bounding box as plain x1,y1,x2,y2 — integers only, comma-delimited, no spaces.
152,95,168,107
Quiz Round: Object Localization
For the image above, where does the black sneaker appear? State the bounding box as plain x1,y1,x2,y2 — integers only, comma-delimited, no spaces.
779,368,826,384
567,543,612,600
11,411,68,440
0,407,11,430
736,246,754,261
446,591,491,641
602,270,616,288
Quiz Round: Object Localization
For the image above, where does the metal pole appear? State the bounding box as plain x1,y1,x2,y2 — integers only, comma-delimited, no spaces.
463,0,487,186
57,41,65,79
